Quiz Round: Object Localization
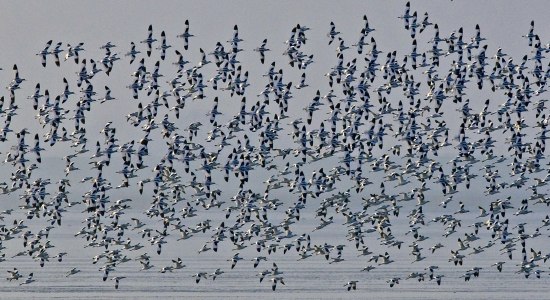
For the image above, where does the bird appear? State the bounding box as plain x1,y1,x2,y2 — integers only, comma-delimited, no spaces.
271,276,285,291
28,83,42,110
64,42,85,63
50,42,64,66
141,24,157,57
254,39,270,64
252,256,267,268
210,268,224,280
19,273,35,286
54,252,68,262
7,268,22,281
66,268,80,277
344,280,358,291
157,30,171,60
125,42,140,64
435,275,444,285
172,257,185,269
193,272,208,283
327,22,340,45
492,261,505,272
112,276,125,289
387,277,400,287
229,252,243,269
361,265,376,272
36,40,53,67
176,20,194,50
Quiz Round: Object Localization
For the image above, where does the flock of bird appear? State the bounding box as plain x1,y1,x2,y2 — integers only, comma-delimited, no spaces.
1,1,550,292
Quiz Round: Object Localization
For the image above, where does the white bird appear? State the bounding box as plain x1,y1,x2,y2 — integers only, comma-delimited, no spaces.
19,273,35,285
211,268,224,280
176,20,194,50
125,42,140,64
254,39,270,64
229,252,243,269
112,276,125,289
140,24,157,57
99,86,116,103
271,276,285,291
252,256,267,268
66,268,80,277
36,40,53,67
157,30,171,60
193,272,208,283
344,280,358,291
65,42,84,63
435,274,444,285
7,268,22,281
327,21,340,45
50,42,63,66
387,277,400,287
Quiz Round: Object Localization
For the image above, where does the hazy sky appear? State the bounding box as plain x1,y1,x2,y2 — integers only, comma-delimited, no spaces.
0,0,548,136
0,0,545,197
0,0,544,210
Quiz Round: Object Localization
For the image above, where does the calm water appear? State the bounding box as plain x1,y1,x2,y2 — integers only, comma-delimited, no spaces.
0,202,548,299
